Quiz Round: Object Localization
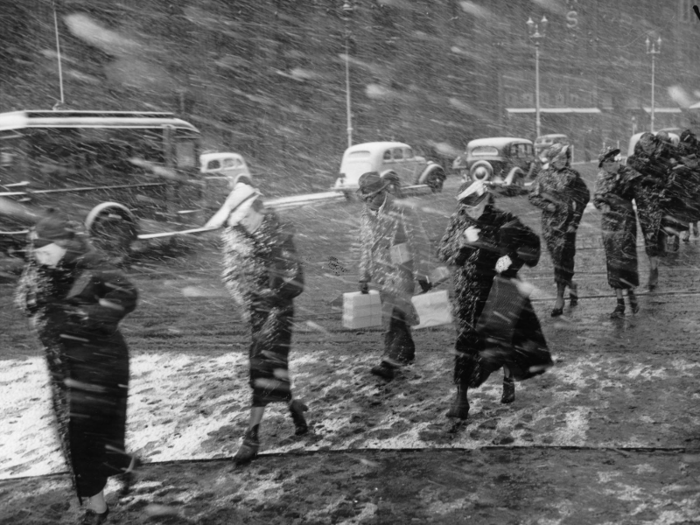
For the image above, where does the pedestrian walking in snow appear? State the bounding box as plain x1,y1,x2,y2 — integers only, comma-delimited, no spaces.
528,144,590,317
15,210,139,525
593,149,641,318
438,181,552,420
205,181,308,466
356,171,433,381
626,133,676,289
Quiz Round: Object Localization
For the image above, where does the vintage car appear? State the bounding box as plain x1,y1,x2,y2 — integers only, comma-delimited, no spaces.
534,133,570,161
452,137,538,185
333,141,446,196
200,152,253,185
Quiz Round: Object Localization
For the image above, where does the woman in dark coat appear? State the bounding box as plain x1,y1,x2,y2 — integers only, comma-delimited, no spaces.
626,132,675,289
205,181,308,465
528,143,590,316
593,149,641,318
15,211,139,524
437,181,552,420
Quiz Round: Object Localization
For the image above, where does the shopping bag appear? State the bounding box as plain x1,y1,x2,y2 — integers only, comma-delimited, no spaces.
411,290,453,330
342,290,382,329
475,276,528,347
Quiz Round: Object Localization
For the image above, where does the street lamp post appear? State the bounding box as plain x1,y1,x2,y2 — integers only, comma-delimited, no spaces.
646,36,661,132
342,1,354,148
526,16,548,139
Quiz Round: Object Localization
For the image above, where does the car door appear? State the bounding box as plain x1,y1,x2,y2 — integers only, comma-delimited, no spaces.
391,147,407,183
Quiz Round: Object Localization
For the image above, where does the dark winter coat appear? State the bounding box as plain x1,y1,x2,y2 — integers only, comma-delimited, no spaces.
593,166,640,289
15,245,138,500
220,210,304,406
627,143,674,257
437,204,550,387
528,166,590,285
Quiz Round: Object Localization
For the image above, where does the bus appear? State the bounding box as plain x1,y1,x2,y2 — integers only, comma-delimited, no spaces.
0,110,231,257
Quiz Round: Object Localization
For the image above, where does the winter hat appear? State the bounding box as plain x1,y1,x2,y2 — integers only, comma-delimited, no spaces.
598,148,621,167
205,182,262,229
357,172,389,196
457,180,490,206
33,210,77,247
545,143,570,166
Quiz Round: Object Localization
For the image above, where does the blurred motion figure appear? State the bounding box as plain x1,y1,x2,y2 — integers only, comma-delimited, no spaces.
528,144,590,316
593,149,640,318
356,171,432,381
15,210,139,524
205,180,308,466
438,181,551,419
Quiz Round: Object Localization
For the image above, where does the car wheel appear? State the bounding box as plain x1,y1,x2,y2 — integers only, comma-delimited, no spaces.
470,162,493,182
86,204,137,263
427,171,445,193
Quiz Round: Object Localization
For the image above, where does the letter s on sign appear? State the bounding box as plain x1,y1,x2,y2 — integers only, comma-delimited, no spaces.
566,10,578,29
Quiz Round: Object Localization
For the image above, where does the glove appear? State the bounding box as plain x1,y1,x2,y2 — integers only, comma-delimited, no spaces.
359,281,369,294
418,279,432,293
463,226,480,243
495,255,512,274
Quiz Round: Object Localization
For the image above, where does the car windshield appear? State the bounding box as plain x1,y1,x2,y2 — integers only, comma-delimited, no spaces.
470,146,499,157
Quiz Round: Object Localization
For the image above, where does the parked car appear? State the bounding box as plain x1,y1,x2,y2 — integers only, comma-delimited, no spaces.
0,110,224,258
333,141,446,196
452,137,538,186
200,152,252,185
534,134,570,162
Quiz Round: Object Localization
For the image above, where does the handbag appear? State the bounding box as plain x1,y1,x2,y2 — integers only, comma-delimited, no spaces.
475,276,527,348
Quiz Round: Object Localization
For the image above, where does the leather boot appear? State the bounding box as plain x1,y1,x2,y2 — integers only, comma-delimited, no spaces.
289,399,309,436
501,376,515,404
446,385,470,420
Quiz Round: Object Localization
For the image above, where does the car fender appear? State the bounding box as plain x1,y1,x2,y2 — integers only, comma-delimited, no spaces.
85,202,138,238
417,163,444,185
469,160,493,181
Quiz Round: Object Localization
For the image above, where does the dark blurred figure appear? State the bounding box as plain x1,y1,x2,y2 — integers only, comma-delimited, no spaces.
357,171,432,381
626,133,678,288
674,129,700,241
528,144,590,316
205,181,308,466
15,210,139,525
593,149,641,318
438,180,552,420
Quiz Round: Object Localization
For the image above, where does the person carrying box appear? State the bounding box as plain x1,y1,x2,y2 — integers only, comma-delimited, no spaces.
357,171,432,381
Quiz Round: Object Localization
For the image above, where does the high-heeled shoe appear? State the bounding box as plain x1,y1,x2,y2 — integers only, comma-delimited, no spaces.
81,507,109,525
501,377,515,404
610,303,625,319
550,307,563,317
233,434,260,466
289,399,309,436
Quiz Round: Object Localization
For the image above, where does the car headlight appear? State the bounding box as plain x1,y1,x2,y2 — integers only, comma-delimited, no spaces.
473,166,490,180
